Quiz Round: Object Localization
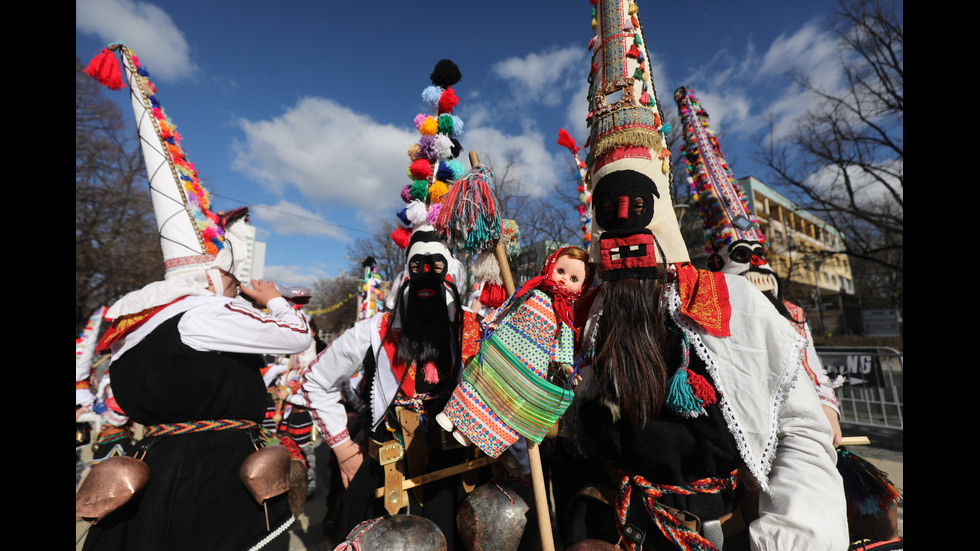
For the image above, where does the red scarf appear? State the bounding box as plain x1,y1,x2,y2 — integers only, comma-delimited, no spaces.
510,248,592,338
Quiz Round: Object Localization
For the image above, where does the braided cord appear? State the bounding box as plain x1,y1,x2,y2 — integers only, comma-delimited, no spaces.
616,469,738,551
142,419,260,438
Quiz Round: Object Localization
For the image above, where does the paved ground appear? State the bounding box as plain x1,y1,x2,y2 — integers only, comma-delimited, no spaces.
77,425,903,549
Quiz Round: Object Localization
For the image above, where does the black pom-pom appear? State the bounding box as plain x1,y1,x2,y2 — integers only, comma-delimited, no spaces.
430,59,462,89
450,138,463,158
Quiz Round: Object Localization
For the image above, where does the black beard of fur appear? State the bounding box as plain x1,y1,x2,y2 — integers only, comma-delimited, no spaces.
391,277,464,380
594,278,668,428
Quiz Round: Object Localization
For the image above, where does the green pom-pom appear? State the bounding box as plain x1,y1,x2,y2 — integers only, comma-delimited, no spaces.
410,180,430,201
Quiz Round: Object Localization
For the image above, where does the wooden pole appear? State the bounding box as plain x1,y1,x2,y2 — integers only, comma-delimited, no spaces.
469,150,556,551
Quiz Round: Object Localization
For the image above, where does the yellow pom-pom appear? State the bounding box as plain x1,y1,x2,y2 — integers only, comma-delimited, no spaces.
420,117,438,136
628,3,638,15
429,180,449,203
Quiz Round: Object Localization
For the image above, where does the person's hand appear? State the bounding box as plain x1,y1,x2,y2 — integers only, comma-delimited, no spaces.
332,439,364,489
239,279,282,309
563,363,583,389
822,405,843,447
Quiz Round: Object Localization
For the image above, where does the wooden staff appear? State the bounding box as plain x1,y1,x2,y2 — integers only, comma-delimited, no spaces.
471,150,556,551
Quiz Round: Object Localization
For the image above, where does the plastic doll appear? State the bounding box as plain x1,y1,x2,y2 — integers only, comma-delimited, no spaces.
435,246,593,458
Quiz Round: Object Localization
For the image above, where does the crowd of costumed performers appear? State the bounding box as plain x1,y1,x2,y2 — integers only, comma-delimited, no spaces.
259,286,324,518
76,4,902,551
76,306,136,485
674,82,902,551
77,43,312,551
302,59,510,551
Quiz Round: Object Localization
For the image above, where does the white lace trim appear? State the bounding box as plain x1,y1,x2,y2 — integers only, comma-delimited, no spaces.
248,513,295,551
665,280,806,494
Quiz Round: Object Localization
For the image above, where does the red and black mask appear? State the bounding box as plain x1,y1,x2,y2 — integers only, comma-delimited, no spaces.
592,169,660,281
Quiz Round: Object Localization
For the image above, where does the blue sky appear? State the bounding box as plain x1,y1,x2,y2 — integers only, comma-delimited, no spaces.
77,0,848,289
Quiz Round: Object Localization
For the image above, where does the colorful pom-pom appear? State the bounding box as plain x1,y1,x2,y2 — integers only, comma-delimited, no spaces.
421,86,443,109
430,59,462,89
427,203,442,225
406,200,429,225
391,226,412,249
409,159,433,181
408,143,422,161
396,208,411,226
429,180,449,203
438,88,460,114
438,114,455,136
410,180,430,201
420,116,438,136
433,134,453,160
401,184,414,203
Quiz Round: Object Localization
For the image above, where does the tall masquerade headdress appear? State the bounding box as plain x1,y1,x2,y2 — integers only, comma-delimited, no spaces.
674,87,767,257
84,44,249,280
584,0,690,277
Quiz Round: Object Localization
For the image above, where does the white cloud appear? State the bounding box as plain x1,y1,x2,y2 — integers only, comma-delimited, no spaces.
804,159,904,209
75,0,197,82
231,97,416,218
491,46,589,108
464,126,562,199
250,200,349,241
262,264,331,289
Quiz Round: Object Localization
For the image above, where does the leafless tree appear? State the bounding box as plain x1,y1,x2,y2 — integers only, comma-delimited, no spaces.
308,272,360,340
758,0,902,310
76,57,164,335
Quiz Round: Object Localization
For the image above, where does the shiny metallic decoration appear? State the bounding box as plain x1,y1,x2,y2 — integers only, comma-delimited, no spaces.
456,481,530,551
239,444,290,504
75,456,151,520
340,514,447,551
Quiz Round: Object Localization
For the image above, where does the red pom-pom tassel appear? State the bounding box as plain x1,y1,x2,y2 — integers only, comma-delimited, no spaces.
391,226,412,249
84,49,124,90
479,282,507,310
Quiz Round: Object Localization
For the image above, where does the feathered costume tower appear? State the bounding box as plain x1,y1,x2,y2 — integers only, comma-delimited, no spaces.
84,44,252,353
584,0,689,275
674,86,776,290
84,45,248,282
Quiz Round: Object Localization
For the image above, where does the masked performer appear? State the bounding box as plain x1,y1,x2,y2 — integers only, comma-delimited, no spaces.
302,227,481,546
674,86,843,447
564,3,848,550
435,246,593,458
80,45,311,551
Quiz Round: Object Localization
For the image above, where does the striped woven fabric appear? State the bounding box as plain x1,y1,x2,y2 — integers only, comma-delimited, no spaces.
142,419,260,437
462,334,575,444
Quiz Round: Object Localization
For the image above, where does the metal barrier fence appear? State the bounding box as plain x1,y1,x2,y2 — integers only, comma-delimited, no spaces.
814,346,904,430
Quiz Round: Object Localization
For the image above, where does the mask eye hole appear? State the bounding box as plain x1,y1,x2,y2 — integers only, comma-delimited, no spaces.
729,248,751,263
632,197,646,216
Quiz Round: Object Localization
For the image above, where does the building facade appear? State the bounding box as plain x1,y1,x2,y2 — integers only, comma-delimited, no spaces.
737,176,859,336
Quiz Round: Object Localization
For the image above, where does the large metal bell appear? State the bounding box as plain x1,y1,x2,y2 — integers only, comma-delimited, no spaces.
457,480,530,551
337,515,447,551
75,456,151,521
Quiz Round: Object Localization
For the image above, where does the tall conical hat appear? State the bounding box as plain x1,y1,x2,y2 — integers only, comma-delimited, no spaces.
84,44,247,280
584,0,689,269
674,86,767,255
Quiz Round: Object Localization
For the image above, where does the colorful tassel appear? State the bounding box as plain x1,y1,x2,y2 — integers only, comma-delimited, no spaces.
480,282,507,310
423,361,440,384
837,450,901,516
434,165,501,253
391,226,412,249
84,48,124,90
